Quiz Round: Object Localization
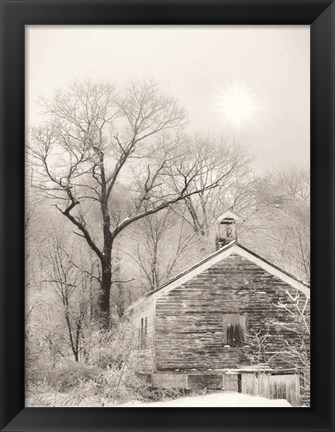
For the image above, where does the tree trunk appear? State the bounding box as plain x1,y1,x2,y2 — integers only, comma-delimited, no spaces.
99,265,112,329
98,150,114,329
99,260,112,329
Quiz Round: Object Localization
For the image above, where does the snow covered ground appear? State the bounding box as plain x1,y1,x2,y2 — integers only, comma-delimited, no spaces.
27,390,292,407
119,391,291,408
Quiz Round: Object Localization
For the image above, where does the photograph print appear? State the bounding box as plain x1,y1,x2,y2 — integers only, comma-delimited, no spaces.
25,26,310,407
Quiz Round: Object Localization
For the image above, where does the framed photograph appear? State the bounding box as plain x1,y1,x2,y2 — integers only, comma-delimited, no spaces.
0,1,334,431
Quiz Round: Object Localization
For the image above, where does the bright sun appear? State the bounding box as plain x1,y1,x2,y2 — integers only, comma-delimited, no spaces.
218,82,260,128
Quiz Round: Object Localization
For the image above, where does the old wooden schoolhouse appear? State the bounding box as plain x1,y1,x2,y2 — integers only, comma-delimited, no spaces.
128,210,310,405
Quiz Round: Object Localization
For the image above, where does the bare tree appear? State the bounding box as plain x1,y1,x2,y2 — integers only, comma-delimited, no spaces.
271,291,310,404
238,167,310,281
29,79,235,327
169,134,253,242
129,207,196,291
273,167,310,201
44,234,90,362
110,252,133,323
244,290,310,405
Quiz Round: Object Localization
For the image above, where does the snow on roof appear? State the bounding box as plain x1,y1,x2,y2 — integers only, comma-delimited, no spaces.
127,241,310,313
217,209,242,223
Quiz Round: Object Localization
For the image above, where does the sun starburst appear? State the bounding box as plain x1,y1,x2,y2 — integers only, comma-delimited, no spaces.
217,82,260,128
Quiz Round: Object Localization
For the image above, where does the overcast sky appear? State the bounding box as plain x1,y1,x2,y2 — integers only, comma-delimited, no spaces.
26,26,310,172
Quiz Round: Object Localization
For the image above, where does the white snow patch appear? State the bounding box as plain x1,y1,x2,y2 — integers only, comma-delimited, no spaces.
118,391,292,408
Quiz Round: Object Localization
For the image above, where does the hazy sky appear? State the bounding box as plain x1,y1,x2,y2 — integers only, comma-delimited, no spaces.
26,26,310,172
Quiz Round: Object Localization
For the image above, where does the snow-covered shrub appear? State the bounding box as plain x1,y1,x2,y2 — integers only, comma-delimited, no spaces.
45,363,103,392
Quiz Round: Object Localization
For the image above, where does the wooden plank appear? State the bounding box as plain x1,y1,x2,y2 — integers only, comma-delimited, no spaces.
223,374,238,392
268,374,300,406
151,373,187,389
188,374,223,390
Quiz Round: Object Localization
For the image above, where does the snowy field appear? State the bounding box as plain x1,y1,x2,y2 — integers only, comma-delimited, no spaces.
27,390,292,407
119,391,291,408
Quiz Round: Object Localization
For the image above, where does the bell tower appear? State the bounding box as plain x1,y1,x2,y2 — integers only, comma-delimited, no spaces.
215,209,241,250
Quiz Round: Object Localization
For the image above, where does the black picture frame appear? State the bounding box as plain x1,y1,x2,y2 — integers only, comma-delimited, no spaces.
0,1,334,431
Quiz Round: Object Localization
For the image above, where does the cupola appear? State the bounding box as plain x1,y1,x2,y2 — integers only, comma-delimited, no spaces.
215,209,241,250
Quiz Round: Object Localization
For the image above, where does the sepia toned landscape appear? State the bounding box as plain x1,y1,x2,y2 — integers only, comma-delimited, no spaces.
25,26,310,407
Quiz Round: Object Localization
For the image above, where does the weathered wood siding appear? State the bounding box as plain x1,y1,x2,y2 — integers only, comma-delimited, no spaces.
241,373,300,406
155,253,309,372
130,300,155,374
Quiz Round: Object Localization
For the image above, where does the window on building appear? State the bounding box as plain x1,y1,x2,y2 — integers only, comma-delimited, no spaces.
139,318,143,349
144,317,148,341
223,313,248,347
139,317,148,349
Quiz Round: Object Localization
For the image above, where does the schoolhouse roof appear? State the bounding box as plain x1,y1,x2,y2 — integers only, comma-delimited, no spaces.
127,241,310,313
